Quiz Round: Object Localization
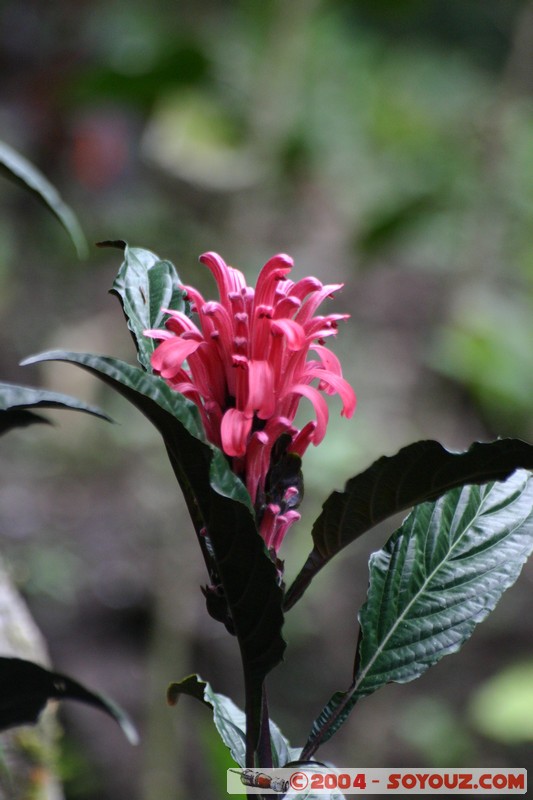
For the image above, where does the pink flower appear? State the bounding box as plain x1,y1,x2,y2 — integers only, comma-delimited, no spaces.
144,251,355,553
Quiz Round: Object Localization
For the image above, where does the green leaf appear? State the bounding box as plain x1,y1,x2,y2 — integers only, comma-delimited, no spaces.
0,380,111,436
104,242,188,370
301,470,533,758
168,674,293,768
0,140,88,258
0,657,138,745
285,438,533,610
21,352,285,742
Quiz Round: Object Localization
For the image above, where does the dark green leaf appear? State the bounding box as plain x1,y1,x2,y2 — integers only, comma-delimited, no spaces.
0,409,50,434
0,381,111,436
168,674,292,768
105,242,188,370
302,470,533,757
0,140,88,257
0,657,138,744
285,438,533,610
21,352,285,743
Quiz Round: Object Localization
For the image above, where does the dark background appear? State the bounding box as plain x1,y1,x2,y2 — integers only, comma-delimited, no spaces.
2,1,533,797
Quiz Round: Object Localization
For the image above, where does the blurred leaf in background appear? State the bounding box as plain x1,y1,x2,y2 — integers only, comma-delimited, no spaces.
399,696,477,767
469,660,533,744
431,289,533,436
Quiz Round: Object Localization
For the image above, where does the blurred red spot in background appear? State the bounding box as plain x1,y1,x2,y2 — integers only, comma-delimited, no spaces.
70,111,131,190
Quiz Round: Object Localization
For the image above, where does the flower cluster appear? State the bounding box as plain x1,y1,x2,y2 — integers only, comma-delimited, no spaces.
144,252,355,553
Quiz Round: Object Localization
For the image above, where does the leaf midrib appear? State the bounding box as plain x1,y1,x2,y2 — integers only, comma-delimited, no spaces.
352,481,509,695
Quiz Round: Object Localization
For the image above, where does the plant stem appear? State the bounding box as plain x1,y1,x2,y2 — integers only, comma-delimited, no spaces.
245,677,273,768
258,685,273,768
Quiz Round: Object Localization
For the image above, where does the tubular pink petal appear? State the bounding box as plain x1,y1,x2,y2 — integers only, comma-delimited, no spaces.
273,284,292,306
241,286,254,317
172,382,221,444
274,277,294,297
251,307,274,360
267,333,286,386
288,276,323,302
245,431,269,504
181,330,205,341
232,355,249,410
309,369,357,418
302,362,357,419
296,283,344,325
259,504,281,550
143,328,175,341
220,408,252,457
228,290,243,309
226,265,248,294
259,417,297,477
229,293,249,331
203,417,223,447
207,336,237,398
286,383,329,443
254,254,293,311
160,307,204,336
181,289,220,342
199,253,247,306
255,304,274,318
270,318,306,351
172,379,198,394
187,345,226,406
290,421,317,457
273,295,301,319
234,313,249,353
151,337,203,379
262,416,297,443
199,251,231,294
167,372,197,391
276,347,309,401
270,510,301,553
305,314,349,340
282,486,300,509
204,399,223,431
246,360,275,419
233,336,248,354
203,302,235,354
181,287,206,315
310,344,343,375
277,393,302,429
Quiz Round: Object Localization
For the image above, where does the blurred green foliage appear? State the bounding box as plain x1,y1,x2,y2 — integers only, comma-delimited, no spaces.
399,696,477,766
469,660,533,744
